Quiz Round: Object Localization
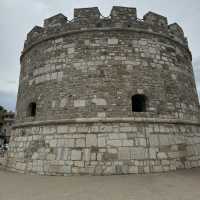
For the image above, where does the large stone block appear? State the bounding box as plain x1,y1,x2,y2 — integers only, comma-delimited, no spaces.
118,147,130,160
71,150,82,161
86,135,97,147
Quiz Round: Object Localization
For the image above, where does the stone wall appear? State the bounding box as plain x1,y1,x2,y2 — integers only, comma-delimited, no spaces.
6,119,200,175
9,6,200,175
17,26,198,123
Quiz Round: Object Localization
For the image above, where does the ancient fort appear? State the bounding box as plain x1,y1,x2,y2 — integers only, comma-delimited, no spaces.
5,7,200,175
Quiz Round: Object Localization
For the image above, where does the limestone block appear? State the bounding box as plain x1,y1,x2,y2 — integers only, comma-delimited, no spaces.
32,152,39,159
51,72,57,80
129,166,138,173
84,40,90,45
109,133,119,139
138,40,147,46
152,165,163,173
135,138,147,146
57,71,63,81
168,152,179,159
108,38,118,45
43,126,56,135
57,125,68,133
76,138,85,147
83,149,90,161
157,152,168,159
64,165,71,174
90,126,99,132
74,100,86,107
47,154,56,161
51,100,56,108
91,153,97,160
107,140,121,146
98,137,106,147
55,38,63,43
130,147,148,160
68,47,75,54
119,133,127,139
122,140,134,147
49,139,57,147
99,126,112,132
104,166,116,175
16,162,26,171
149,135,159,146
149,148,158,159
56,148,65,160
63,149,70,160
108,148,118,154
144,166,150,173
118,147,130,160
65,139,74,148
159,135,170,146
77,126,89,133
71,150,82,161
86,135,97,147
77,161,85,168
161,160,170,165
120,126,132,132
69,126,76,133
97,112,106,118
92,98,107,106
57,140,65,147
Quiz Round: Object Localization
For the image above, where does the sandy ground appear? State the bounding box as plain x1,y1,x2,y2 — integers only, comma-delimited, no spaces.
0,168,200,200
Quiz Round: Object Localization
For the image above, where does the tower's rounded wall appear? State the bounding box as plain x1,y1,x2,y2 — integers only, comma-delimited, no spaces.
17,21,199,122
5,7,200,175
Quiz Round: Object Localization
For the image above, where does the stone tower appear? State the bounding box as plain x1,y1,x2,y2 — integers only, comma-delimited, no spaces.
6,7,200,175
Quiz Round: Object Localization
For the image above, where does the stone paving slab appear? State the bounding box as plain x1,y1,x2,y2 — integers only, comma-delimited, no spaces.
0,168,200,200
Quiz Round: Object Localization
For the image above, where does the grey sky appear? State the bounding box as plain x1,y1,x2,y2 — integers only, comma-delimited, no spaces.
0,0,200,111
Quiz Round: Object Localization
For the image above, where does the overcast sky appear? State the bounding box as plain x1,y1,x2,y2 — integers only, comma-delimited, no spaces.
0,0,200,111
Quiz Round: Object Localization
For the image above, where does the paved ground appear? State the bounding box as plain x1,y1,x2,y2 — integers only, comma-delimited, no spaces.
0,168,200,200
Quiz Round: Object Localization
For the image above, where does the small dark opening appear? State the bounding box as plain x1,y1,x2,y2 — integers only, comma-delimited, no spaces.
96,23,102,28
132,94,147,112
28,102,36,117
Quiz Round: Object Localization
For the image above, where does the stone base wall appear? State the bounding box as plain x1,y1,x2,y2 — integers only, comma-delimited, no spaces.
0,155,7,167
5,119,200,175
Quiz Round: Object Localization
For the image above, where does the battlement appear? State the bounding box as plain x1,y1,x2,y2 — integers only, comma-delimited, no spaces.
143,12,168,29
24,6,189,50
74,7,101,21
111,6,137,21
44,13,68,28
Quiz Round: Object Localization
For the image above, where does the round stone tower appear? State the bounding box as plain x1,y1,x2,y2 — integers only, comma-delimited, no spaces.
7,7,200,175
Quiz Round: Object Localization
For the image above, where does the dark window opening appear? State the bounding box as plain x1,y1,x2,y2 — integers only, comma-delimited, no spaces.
28,102,36,117
96,23,102,28
132,94,147,112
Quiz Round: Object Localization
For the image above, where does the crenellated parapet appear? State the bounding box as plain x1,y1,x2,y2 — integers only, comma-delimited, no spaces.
24,6,189,54
143,12,168,29
44,13,68,28
74,7,101,22
111,6,137,22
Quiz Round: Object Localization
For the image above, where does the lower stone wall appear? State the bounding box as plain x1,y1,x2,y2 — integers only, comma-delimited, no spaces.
5,120,200,175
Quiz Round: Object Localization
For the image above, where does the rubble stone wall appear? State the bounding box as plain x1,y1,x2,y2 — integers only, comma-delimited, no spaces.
17,20,198,123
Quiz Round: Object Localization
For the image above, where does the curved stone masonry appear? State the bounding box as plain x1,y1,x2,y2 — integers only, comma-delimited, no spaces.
5,6,200,175
24,7,188,52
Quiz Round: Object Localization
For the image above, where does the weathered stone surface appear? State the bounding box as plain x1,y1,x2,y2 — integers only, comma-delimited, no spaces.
5,6,200,176
86,135,97,147
71,150,82,161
